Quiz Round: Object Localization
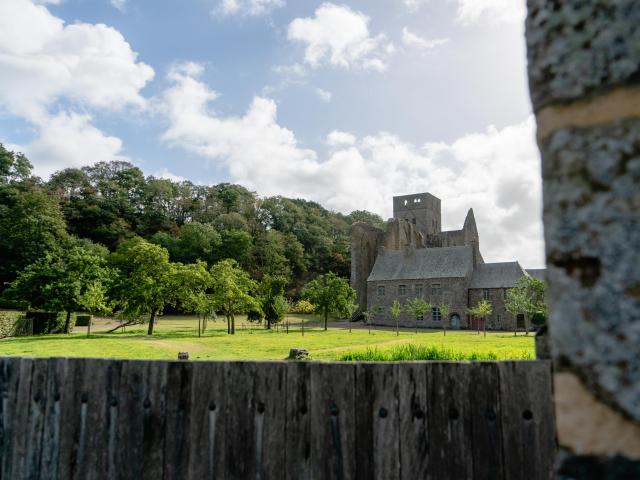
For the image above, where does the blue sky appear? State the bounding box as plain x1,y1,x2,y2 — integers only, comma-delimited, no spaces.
0,0,545,267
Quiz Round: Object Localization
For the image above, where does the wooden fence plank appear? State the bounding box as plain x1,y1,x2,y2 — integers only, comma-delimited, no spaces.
186,361,226,480
10,358,34,479
398,362,429,480
56,357,86,480
285,362,311,480
309,363,356,480
39,358,67,480
426,362,473,480
25,358,50,479
224,362,256,480
116,360,146,480
163,360,194,480
254,361,286,480
499,361,555,480
141,360,167,480
355,362,400,480
469,362,505,480
0,357,21,480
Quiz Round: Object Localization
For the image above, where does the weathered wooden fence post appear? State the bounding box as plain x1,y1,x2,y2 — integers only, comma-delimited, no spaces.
526,0,640,474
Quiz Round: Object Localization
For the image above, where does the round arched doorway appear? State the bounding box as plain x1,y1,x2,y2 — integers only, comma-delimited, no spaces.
449,313,461,329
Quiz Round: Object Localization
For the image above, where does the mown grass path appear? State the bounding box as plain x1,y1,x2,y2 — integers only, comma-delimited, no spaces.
0,314,534,360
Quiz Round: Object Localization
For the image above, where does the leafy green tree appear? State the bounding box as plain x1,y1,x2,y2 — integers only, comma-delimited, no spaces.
390,299,402,336
218,229,253,265
468,300,493,336
209,259,258,334
110,237,176,335
172,261,214,336
259,274,289,329
505,276,546,333
0,144,33,184
301,272,355,331
439,303,451,336
4,239,113,332
405,298,431,334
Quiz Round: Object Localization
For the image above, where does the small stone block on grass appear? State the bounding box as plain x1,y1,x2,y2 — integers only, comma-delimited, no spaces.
288,348,309,360
178,352,189,360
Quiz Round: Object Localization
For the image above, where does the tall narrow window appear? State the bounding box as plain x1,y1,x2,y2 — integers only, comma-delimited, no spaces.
483,289,491,300
503,289,508,300
431,307,441,322
398,284,407,296
377,285,385,297
415,284,423,296
431,283,441,295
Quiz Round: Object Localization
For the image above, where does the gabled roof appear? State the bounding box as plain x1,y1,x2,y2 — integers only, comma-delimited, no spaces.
469,262,527,289
526,269,546,281
367,246,474,282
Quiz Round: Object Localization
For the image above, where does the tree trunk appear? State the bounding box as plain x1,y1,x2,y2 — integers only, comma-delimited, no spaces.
231,314,235,334
147,310,156,336
267,318,271,330
227,313,231,334
198,315,201,337
324,309,328,331
87,316,91,337
64,311,72,334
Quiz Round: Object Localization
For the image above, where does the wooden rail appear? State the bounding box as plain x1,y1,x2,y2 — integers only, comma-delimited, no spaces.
0,357,555,479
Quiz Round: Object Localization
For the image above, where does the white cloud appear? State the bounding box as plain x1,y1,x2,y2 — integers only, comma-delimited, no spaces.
0,0,153,176
153,168,186,182
327,130,356,147
401,27,448,51
287,3,395,72
161,65,544,267
17,112,125,178
213,0,284,17
403,0,428,12
456,0,526,26
315,88,332,103
110,0,127,12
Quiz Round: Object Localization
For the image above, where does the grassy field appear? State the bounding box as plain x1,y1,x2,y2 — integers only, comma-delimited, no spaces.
0,313,535,361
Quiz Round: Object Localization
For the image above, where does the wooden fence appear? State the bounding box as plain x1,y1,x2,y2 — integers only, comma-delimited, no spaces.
0,357,556,480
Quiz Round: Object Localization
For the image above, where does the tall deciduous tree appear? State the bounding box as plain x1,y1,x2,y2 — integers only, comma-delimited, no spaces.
209,259,258,335
390,300,402,336
110,237,176,335
505,276,546,333
172,261,214,336
3,239,113,332
405,297,431,334
301,272,355,331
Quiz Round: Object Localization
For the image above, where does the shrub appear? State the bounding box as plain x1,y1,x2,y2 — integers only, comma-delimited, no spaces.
339,344,531,361
26,311,68,334
247,308,264,322
291,299,315,314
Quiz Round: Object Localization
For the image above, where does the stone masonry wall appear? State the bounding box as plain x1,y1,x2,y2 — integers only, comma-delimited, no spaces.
367,277,469,329
468,288,519,330
526,0,640,472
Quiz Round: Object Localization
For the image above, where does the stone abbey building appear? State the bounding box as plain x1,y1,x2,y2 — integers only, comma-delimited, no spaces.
350,192,544,330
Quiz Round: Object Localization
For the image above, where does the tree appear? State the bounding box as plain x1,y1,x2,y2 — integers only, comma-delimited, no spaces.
389,300,402,336
259,274,288,329
209,259,258,335
110,237,176,336
0,144,33,184
172,261,214,337
405,298,431,334
301,272,355,331
4,239,113,333
468,300,493,336
505,276,546,335
439,303,451,336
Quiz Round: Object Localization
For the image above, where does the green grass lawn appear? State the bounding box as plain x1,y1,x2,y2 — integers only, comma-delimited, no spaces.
0,314,535,361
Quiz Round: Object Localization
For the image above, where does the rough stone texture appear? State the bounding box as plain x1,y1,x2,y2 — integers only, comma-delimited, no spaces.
350,223,385,313
468,288,519,330
288,348,309,360
392,192,441,238
541,118,640,422
535,326,551,360
526,0,640,111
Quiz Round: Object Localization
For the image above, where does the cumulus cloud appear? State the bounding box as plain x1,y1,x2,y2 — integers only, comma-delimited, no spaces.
287,3,395,72
327,130,356,147
456,0,526,26
0,0,153,177
17,113,125,178
403,0,428,12
213,0,284,17
315,88,332,103
161,65,544,267
110,0,127,12
153,168,186,182
401,27,448,51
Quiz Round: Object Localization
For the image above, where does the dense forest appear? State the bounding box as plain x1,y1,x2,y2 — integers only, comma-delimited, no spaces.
0,144,385,303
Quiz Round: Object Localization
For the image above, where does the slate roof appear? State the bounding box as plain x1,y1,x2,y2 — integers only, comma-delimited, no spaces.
469,262,527,289
367,246,474,281
526,269,546,281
